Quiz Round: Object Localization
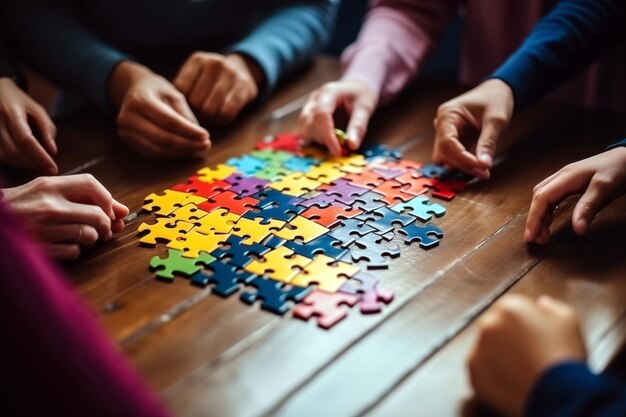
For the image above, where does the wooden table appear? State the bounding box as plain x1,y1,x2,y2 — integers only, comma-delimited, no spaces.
29,56,626,416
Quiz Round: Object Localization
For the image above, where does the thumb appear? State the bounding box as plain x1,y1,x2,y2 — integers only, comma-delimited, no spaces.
346,101,373,150
476,113,508,169
571,176,615,235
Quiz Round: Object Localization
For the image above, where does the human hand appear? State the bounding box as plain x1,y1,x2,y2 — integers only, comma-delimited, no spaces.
298,80,377,157
108,61,210,160
174,52,263,124
468,295,587,417
0,77,58,174
1,174,129,260
525,146,626,244
432,78,514,180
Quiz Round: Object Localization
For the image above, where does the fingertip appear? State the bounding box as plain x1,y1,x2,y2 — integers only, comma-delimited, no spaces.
478,152,493,168
574,217,589,236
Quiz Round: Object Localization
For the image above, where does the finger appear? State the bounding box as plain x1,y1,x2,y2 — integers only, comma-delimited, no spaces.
140,94,208,141
5,109,57,174
201,72,236,119
118,128,168,160
167,94,202,126
29,103,58,155
61,201,113,240
571,176,617,236
37,223,99,247
476,114,507,169
433,113,487,179
121,112,209,154
112,218,126,233
346,102,373,150
112,199,130,220
312,90,342,156
215,89,248,125
188,66,220,110
47,243,81,261
53,174,115,220
525,172,587,243
173,60,202,96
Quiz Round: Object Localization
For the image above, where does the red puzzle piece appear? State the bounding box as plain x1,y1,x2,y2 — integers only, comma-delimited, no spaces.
255,132,302,153
301,203,363,228
429,179,468,200
293,290,360,329
372,180,415,205
171,176,232,199
394,174,436,197
360,286,395,314
198,191,258,216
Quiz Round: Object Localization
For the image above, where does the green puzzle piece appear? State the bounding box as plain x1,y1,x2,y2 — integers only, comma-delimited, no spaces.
249,150,293,164
150,249,216,281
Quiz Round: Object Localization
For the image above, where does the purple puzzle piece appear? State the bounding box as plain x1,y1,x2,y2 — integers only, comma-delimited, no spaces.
318,179,369,205
340,271,394,314
225,174,270,197
298,192,340,209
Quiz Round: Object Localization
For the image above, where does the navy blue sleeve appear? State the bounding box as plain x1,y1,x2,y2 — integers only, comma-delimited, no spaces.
606,138,626,150
0,0,131,112
228,0,339,98
525,361,626,417
491,0,626,112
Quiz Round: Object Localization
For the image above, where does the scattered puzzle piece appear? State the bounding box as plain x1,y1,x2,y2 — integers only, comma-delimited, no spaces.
347,233,400,269
391,196,446,222
293,291,360,329
241,276,312,315
398,223,443,249
150,249,215,281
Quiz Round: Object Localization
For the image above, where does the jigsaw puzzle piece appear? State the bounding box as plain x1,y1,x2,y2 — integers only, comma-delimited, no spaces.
339,271,379,294
291,254,359,292
339,271,395,313
198,191,258,216
361,144,402,160
241,276,312,315
244,246,312,282
244,203,304,223
351,191,387,212
398,223,443,249
252,164,291,181
256,132,303,153
328,218,376,247
196,164,237,182
305,162,345,184
274,215,329,243
167,229,229,258
171,176,231,198
191,261,256,296
429,179,468,201
150,249,215,281
343,168,386,188
226,155,266,176
143,190,207,216
301,202,363,228
169,203,207,223
223,174,269,196
269,173,321,197
293,290,360,329
356,206,416,234
211,235,271,267
391,196,446,222
296,191,339,209
252,189,304,208
233,216,285,244
282,155,319,173
249,149,294,164
418,163,447,179
394,174,437,197
347,233,400,269
325,154,367,174
262,233,287,249
137,218,195,246
285,234,349,259
194,208,240,235
372,180,415,205
317,178,369,205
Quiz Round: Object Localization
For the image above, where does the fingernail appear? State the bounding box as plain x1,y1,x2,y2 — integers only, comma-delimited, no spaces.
576,218,588,234
479,152,493,167
524,229,531,242
106,231,113,241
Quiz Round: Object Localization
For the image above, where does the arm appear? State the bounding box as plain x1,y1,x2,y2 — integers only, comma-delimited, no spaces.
492,0,626,111
227,0,339,97
525,362,626,417
341,0,458,105
0,0,131,111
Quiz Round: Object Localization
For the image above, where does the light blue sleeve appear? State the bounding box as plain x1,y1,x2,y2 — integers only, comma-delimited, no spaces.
228,0,339,98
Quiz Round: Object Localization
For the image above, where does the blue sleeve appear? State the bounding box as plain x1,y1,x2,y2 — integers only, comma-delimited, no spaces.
490,0,626,112
227,0,339,98
606,138,626,150
0,0,132,112
525,361,626,417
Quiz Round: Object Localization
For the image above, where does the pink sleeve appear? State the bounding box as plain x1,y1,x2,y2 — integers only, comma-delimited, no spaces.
341,0,458,105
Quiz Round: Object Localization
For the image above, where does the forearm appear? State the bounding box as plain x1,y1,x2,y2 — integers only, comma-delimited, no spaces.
0,0,131,111
491,0,626,112
341,0,457,105
228,0,338,98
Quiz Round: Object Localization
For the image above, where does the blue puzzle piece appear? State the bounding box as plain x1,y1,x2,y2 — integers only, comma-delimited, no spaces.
240,277,312,315
210,235,271,267
391,196,447,222
361,144,402,160
262,234,287,249
351,191,386,212
418,163,447,179
226,155,266,176
243,203,304,223
398,223,443,249
252,189,304,208
191,261,256,297
356,206,416,234
282,155,319,172
328,218,377,247
285,234,349,259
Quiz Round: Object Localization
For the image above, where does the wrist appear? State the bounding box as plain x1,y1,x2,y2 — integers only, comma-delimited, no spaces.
107,61,152,108
228,53,265,89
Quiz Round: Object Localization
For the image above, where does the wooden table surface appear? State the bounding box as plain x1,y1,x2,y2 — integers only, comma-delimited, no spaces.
25,56,626,417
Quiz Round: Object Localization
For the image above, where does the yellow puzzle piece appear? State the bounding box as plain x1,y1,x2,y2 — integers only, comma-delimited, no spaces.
275,215,328,243
143,190,206,216
138,218,195,246
268,173,321,196
245,246,312,282
167,229,229,258
196,164,237,182
291,254,359,292
194,208,241,235
233,216,285,245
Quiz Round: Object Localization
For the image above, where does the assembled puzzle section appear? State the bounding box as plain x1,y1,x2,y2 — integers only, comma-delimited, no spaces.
137,132,471,329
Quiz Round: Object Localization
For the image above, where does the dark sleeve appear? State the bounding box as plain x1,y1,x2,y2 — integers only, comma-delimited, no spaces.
524,361,626,417
0,0,132,111
606,138,626,150
227,0,339,97
0,36,25,89
490,0,626,111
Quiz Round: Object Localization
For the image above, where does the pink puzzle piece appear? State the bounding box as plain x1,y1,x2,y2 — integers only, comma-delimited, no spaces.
360,286,395,314
293,290,359,329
